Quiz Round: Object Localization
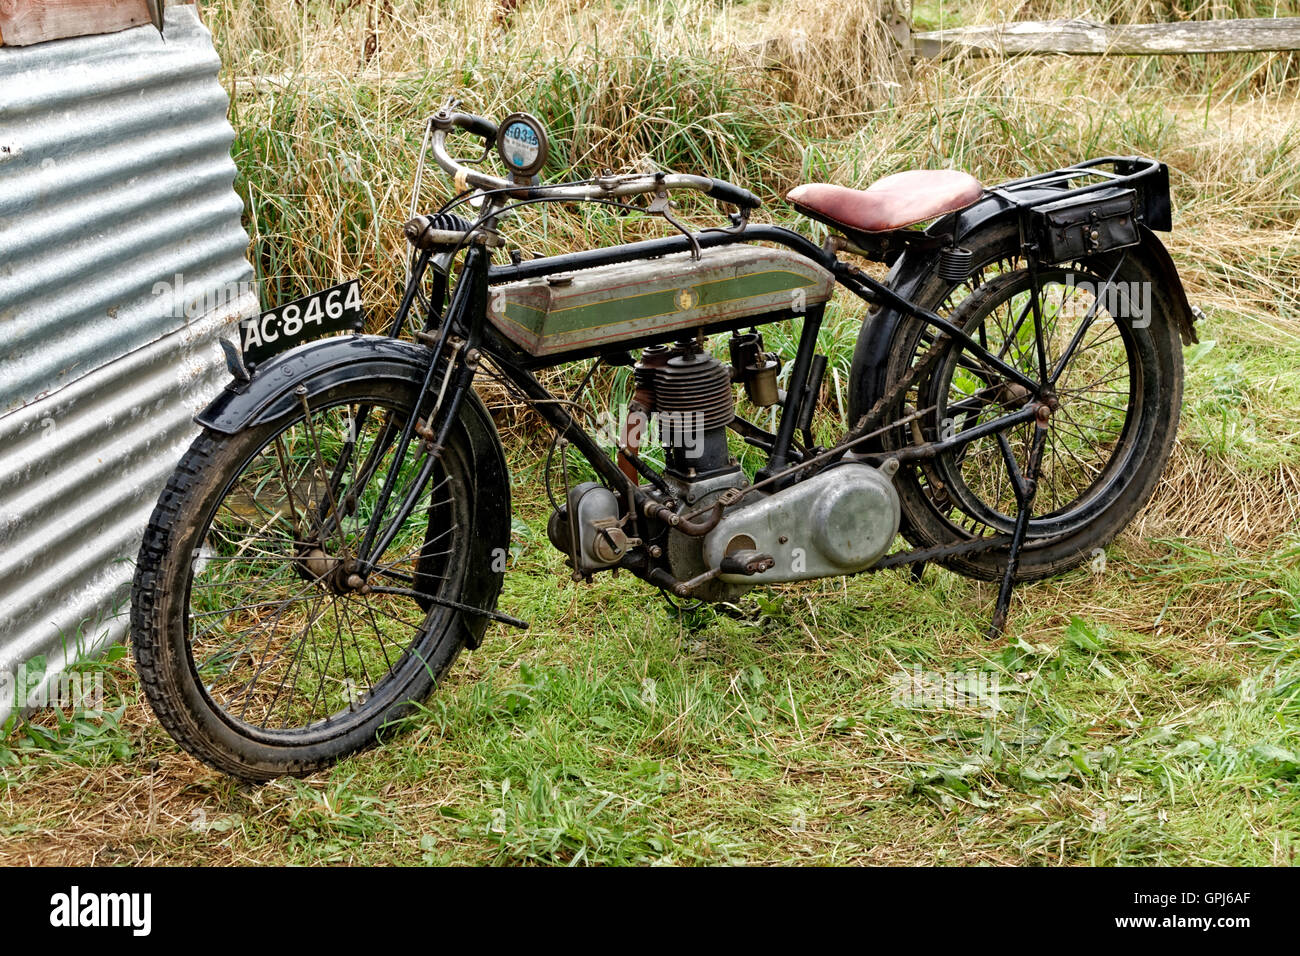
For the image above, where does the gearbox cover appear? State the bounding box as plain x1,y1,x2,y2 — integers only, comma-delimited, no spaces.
702,463,900,584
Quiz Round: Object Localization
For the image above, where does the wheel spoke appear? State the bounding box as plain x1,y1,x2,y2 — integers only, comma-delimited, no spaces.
913,264,1143,533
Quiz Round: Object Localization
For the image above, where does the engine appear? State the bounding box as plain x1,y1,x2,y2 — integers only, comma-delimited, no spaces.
546,338,749,598
546,334,901,602
645,340,737,479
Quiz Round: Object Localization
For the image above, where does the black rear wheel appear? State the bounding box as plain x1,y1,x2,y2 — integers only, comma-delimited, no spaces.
131,378,496,780
880,228,1184,581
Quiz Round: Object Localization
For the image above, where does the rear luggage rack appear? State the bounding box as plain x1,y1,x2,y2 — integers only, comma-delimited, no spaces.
988,155,1173,232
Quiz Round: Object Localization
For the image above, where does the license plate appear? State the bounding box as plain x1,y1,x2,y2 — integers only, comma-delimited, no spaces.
239,279,365,368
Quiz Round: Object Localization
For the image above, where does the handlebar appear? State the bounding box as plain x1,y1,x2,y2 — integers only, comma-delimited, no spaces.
703,178,761,211
429,109,761,211
449,111,499,143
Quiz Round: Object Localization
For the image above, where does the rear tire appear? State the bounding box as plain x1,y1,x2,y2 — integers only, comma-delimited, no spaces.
878,224,1184,580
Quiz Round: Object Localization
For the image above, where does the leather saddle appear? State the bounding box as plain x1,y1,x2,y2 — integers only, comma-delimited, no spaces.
787,170,983,238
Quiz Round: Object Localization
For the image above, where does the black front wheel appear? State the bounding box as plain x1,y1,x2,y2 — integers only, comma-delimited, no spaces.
131,378,502,780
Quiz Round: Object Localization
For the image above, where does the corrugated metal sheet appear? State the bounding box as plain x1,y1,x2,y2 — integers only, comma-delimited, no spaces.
0,5,255,718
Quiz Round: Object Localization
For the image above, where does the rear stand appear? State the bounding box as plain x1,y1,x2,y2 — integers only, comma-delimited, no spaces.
986,407,1051,638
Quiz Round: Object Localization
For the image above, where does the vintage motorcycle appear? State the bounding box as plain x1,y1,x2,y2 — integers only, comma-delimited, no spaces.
131,107,1196,779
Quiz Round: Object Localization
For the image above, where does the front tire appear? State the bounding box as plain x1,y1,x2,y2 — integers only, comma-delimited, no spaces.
131,379,498,780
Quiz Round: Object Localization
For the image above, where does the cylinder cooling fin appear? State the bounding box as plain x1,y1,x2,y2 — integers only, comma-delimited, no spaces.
646,345,736,477
654,350,735,429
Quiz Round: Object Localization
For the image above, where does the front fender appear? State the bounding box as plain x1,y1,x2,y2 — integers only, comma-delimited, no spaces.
197,334,433,434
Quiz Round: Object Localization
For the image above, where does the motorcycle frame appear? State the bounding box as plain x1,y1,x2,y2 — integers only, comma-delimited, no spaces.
351,229,1031,576
329,155,1175,626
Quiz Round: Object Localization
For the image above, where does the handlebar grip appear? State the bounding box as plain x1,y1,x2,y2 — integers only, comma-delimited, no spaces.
450,112,498,143
705,179,761,210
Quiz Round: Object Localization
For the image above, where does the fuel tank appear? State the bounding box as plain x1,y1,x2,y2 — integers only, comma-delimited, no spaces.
486,243,834,357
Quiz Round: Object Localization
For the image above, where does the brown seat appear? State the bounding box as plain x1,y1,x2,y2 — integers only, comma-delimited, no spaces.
787,169,984,234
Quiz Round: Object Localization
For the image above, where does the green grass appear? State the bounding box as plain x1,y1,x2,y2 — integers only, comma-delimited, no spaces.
2,437,1295,864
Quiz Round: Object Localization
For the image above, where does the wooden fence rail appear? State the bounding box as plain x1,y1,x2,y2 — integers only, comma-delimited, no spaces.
912,16,1300,60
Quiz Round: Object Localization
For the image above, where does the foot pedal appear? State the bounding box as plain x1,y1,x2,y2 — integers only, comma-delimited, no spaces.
720,550,775,576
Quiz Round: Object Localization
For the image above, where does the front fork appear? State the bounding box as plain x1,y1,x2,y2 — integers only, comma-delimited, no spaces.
370,244,491,572
298,243,492,586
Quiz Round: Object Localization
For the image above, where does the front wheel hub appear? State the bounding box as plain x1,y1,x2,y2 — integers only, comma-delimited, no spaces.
301,547,339,582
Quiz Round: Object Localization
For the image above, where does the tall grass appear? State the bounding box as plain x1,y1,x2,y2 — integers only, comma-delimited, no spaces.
215,0,1300,317
218,0,1300,533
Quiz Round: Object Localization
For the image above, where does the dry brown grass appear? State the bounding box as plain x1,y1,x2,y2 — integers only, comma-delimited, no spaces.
1134,444,1300,547
753,0,909,116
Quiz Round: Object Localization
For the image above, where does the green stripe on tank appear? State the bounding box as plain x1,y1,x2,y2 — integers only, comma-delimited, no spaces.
501,301,547,337
536,269,816,337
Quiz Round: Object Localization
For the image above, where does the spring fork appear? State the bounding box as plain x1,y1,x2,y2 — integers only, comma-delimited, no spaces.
355,248,480,567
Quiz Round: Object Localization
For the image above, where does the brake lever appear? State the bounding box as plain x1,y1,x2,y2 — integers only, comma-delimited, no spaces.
647,177,701,259
459,142,495,167
714,209,750,235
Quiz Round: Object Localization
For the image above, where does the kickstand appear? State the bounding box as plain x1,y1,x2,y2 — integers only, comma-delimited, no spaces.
987,408,1050,639
908,560,927,585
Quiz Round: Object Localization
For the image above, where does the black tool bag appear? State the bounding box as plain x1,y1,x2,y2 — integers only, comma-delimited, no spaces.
1030,187,1140,264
